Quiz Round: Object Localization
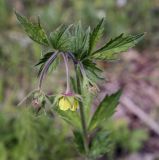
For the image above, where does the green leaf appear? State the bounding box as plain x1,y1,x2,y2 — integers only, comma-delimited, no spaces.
54,108,81,130
70,22,90,59
70,22,84,56
88,90,122,131
49,24,72,51
73,130,85,154
80,27,90,59
89,130,111,159
92,33,144,60
83,60,103,83
15,12,49,46
88,18,104,54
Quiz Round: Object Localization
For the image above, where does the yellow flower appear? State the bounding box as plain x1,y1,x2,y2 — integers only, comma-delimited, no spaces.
58,97,70,111
70,99,78,111
58,96,79,111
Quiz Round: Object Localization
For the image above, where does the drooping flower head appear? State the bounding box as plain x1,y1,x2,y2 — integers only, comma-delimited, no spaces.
58,92,80,111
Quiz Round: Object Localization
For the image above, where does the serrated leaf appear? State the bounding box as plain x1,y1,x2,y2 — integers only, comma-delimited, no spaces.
15,12,49,46
83,60,103,83
71,22,84,56
73,130,85,154
49,24,72,51
89,131,111,159
88,90,122,131
54,108,81,130
92,33,144,60
71,23,90,59
88,18,104,54
80,27,91,59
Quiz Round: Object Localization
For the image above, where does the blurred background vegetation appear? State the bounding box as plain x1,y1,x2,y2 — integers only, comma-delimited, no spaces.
0,0,159,160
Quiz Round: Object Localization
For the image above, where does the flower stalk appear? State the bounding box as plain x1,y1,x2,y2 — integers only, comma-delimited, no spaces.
62,53,71,94
38,51,58,89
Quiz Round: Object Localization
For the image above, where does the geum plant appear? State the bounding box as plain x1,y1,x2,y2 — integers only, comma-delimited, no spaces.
16,12,144,160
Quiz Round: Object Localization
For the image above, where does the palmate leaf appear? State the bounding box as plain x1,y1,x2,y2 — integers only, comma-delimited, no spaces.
88,18,104,54
49,24,72,51
88,90,122,131
15,12,49,46
92,33,144,60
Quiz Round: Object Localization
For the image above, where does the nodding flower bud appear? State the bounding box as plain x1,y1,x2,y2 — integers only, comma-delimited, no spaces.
58,93,79,111
32,91,45,109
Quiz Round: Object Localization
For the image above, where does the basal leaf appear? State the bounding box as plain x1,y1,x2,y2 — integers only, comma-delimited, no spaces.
88,90,122,131
92,33,144,60
15,12,49,46
88,18,104,54
49,24,72,51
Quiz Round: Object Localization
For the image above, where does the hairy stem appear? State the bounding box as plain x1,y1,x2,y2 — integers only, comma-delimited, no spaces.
38,51,58,89
75,65,89,158
62,53,71,94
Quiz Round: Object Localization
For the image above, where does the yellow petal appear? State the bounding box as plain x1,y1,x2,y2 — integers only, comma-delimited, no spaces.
70,99,79,111
58,97,71,111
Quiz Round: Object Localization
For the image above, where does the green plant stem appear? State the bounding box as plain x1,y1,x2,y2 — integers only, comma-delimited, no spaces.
62,53,71,93
75,65,89,159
